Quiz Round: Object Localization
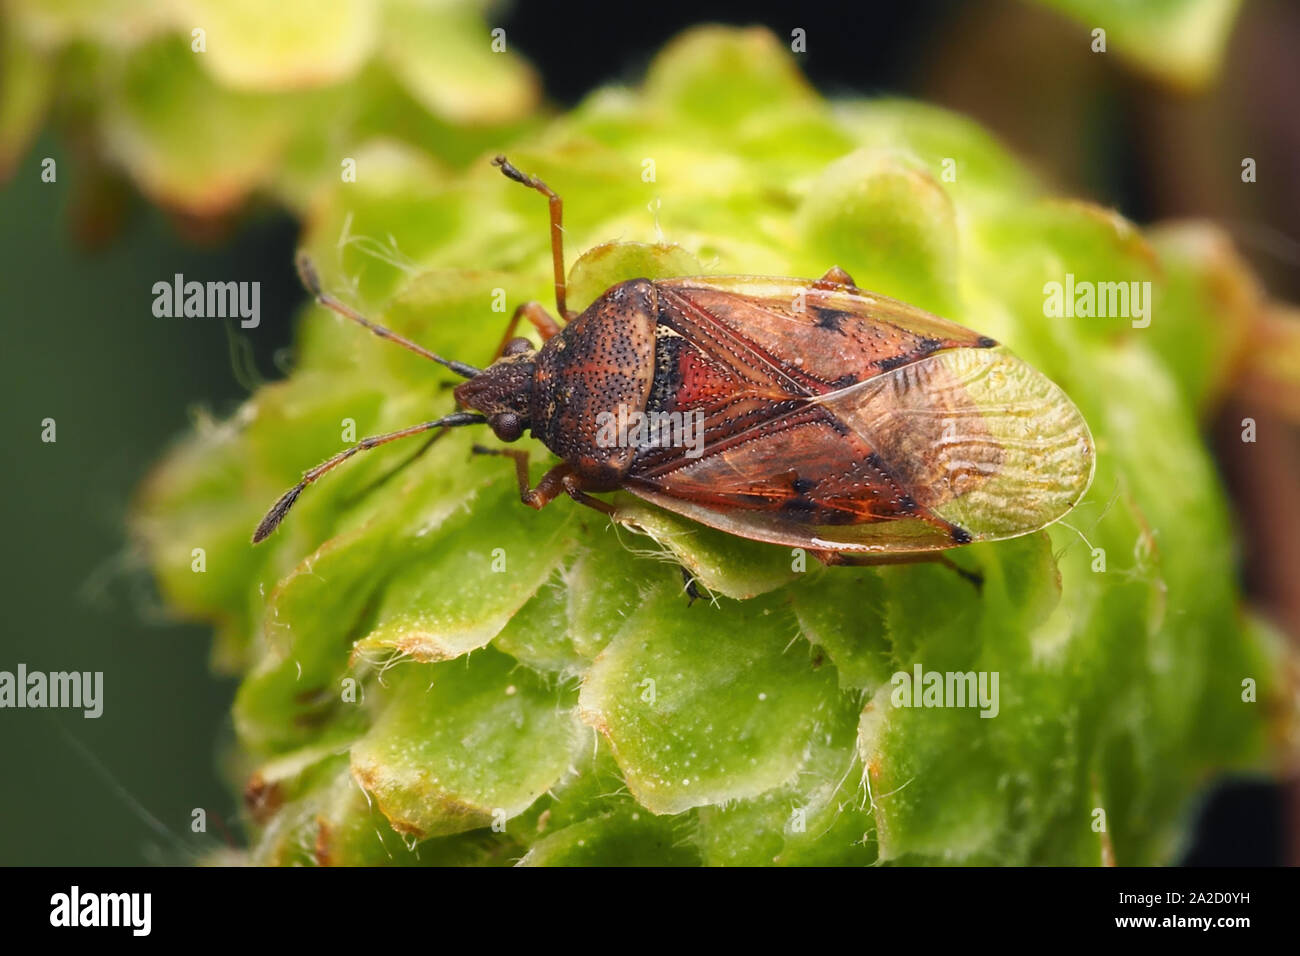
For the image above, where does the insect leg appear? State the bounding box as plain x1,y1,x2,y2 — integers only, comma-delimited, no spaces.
472,445,533,501
471,446,573,510
253,412,486,543
492,155,575,321
560,473,618,516
680,566,702,605
813,266,858,291
810,549,984,591
472,453,684,592
492,301,563,360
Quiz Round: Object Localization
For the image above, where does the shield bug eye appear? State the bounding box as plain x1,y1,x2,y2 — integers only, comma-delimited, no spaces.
491,412,523,442
503,336,534,357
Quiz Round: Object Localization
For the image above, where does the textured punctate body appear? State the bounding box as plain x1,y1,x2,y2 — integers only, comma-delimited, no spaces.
529,279,658,488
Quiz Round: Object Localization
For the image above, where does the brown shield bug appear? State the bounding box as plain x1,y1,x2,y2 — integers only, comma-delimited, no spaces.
255,155,1094,583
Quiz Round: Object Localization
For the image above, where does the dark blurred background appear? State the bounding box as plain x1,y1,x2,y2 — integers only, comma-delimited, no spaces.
1,0,1294,865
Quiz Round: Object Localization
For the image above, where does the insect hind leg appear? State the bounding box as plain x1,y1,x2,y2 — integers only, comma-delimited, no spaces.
680,566,703,605
810,549,984,591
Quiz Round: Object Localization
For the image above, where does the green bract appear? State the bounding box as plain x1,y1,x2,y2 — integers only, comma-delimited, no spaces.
132,26,1287,865
0,0,540,214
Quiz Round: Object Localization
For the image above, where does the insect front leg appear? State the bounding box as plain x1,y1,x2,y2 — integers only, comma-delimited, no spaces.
809,549,984,591
492,300,562,361
472,445,542,505
471,447,608,514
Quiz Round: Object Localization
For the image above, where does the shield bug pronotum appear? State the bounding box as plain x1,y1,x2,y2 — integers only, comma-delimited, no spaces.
255,155,1095,584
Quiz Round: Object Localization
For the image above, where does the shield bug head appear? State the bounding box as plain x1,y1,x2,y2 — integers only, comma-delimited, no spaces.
256,155,1094,589
452,350,536,442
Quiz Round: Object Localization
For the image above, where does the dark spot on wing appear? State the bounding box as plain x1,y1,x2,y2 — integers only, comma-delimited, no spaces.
951,526,973,544
976,336,997,348
876,337,943,372
812,306,853,334
792,477,816,493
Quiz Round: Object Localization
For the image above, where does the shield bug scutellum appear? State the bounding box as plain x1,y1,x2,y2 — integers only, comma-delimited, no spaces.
255,155,1095,585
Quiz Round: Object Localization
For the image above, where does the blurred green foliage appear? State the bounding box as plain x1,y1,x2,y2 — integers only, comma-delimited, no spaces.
1,0,541,213
1031,0,1243,89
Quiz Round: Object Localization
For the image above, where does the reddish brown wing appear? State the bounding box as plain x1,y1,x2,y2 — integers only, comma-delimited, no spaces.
619,276,1092,553
657,277,994,390
631,277,990,466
